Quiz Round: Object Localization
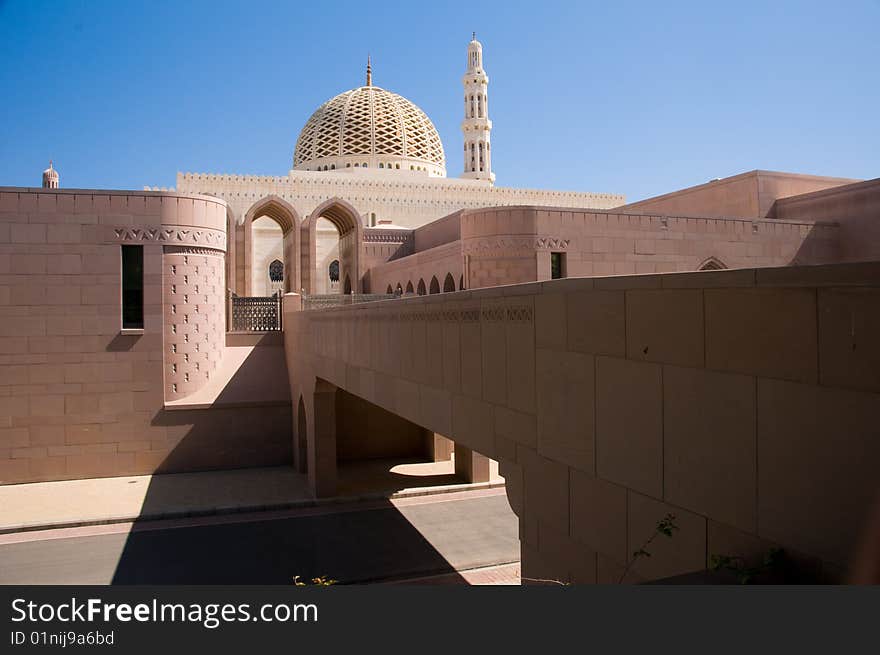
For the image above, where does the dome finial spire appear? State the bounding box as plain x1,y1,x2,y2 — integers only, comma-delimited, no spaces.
472,31,476,41
366,54,372,86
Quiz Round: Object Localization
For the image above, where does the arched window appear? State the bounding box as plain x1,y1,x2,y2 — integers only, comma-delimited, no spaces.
386,284,393,294
429,276,440,294
395,283,403,296
443,273,455,292
699,257,727,271
269,259,284,282
379,163,384,169
405,281,414,294
329,259,339,283
417,279,426,296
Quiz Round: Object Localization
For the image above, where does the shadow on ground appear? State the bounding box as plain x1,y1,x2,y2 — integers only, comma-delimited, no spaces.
104,344,517,584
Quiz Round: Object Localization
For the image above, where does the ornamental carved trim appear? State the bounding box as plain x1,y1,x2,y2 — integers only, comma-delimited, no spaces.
111,226,226,250
164,245,225,257
462,235,570,255
363,230,414,244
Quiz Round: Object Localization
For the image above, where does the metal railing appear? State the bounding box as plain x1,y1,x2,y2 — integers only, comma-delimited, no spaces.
230,292,282,331
301,293,395,311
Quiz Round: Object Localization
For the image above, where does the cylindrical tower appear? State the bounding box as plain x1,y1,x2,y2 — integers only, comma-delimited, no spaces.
42,161,59,189
460,33,495,183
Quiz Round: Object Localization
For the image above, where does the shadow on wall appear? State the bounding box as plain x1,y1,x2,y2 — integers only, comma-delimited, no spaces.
105,347,479,584
789,222,842,265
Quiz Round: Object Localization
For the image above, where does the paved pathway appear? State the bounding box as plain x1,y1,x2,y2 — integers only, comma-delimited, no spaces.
0,460,504,533
386,562,521,585
0,488,519,585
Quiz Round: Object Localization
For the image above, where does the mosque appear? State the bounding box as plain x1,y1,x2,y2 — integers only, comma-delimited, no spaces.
2,30,879,587
167,35,624,296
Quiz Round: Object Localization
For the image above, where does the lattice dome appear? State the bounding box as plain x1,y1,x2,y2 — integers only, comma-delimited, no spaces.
293,86,446,175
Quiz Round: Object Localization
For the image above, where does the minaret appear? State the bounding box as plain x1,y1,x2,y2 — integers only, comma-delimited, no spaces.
366,54,372,86
42,160,59,189
460,33,494,183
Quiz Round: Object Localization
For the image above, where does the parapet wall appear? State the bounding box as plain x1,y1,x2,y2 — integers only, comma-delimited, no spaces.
771,177,880,264
284,261,880,582
365,204,840,294
617,170,859,219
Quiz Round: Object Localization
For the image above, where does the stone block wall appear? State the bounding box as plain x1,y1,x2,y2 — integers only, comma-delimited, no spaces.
0,188,291,484
283,262,880,582
771,177,880,264
366,203,839,295
617,170,859,219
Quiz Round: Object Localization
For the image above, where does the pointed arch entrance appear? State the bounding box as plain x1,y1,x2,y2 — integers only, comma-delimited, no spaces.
243,195,302,296
302,198,364,294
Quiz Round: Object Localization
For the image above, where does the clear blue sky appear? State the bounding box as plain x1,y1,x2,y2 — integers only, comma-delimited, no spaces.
1,0,877,201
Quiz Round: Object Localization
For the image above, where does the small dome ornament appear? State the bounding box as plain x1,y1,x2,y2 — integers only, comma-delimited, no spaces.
42,160,59,189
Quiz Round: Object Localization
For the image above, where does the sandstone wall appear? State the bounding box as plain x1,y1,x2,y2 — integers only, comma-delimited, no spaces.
283,262,880,582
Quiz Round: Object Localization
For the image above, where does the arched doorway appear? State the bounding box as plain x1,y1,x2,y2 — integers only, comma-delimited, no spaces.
417,279,426,296
302,198,364,294
243,195,301,296
443,273,455,292
405,281,414,295
429,276,440,294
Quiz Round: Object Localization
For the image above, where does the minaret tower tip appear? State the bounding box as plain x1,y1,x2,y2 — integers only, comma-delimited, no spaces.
366,55,372,86
460,33,494,183
42,160,59,189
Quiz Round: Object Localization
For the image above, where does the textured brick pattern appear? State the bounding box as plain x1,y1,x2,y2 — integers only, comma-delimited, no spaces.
163,248,225,401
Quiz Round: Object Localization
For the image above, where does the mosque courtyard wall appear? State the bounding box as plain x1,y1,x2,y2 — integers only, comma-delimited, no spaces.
365,205,841,295
0,188,292,484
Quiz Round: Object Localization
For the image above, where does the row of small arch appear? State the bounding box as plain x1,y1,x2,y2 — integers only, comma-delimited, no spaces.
386,273,463,296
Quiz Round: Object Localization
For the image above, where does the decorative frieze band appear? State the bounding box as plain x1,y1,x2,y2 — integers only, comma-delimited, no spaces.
164,245,225,257
303,301,530,327
462,235,570,255
363,230,414,244
110,225,226,250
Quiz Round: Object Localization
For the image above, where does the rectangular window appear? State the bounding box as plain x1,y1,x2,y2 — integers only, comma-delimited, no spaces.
121,245,144,329
550,252,566,280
